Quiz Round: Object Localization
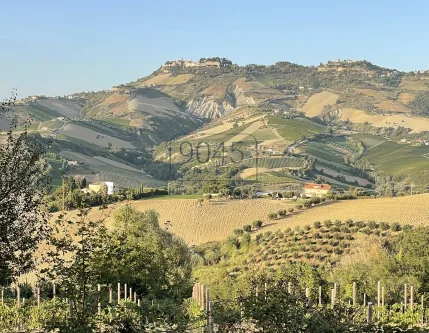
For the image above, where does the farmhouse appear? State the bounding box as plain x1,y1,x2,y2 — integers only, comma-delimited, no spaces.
303,183,332,198
88,181,119,195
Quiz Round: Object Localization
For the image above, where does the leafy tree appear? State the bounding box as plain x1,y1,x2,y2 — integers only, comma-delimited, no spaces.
0,93,51,284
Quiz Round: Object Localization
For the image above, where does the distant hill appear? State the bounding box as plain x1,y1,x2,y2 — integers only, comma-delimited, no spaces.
8,57,429,191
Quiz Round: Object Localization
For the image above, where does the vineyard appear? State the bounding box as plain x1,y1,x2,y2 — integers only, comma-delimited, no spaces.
224,157,305,169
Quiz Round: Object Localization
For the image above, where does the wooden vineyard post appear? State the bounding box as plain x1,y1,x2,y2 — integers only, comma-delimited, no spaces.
200,284,205,310
138,299,141,307
352,282,356,306
208,300,214,333
17,286,21,308
331,288,335,308
422,295,425,324
124,284,127,301
382,287,385,307
205,288,210,327
410,286,414,312
377,280,381,307
37,285,41,308
1,287,3,306
134,292,137,303
288,282,292,294
367,302,373,323
404,284,407,309
206,288,210,312
109,285,113,304
129,287,132,301
319,286,322,306
117,283,121,304
53,283,56,300
97,284,101,331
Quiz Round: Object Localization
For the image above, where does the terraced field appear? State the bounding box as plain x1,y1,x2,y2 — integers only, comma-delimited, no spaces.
60,151,165,188
36,99,81,118
225,157,305,169
352,133,386,150
59,123,135,149
298,142,346,164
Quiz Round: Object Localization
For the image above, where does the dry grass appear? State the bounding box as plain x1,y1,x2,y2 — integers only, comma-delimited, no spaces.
201,84,228,99
354,88,379,97
299,91,338,117
235,78,252,91
143,74,193,86
400,78,429,91
375,101,411,113
340,108,429,133
398,92,416,104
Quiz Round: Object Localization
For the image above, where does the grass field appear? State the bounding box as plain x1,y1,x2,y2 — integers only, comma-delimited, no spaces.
96,117,131,127
16,104,61,122
352,133,386,150
54,194,429,246
268,117,325,141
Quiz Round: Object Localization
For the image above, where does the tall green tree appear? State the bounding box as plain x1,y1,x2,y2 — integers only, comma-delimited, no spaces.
0,92,50,284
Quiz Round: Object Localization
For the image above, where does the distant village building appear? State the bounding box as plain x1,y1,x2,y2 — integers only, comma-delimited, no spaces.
67,160,79,166
88,181,119,195
303,183,332,197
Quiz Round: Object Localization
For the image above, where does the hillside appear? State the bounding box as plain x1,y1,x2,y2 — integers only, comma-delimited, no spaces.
8,57,429,191
54,194,429,246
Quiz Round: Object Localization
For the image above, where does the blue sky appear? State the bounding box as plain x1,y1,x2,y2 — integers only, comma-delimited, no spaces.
1,0,428,100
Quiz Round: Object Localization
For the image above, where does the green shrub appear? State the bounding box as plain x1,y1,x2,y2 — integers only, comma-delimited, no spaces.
374,229,381,236
278,209,287,217
268,212,278,220
304,225,311,231
379,222,390,230
350,227,359,233
334,220,342,227
403,224,412,231
252,220,263,228
296,204,303,210
323,220,333,228
391,222,401,231
243,225,252,232
313,232,321,239
234,229,244,236
329,226,340,232
288,208,295,213
313,221,322,228
345,219,354,227
333,248,343,255
367,221,377,230
355,221,366,228
285,227,292,233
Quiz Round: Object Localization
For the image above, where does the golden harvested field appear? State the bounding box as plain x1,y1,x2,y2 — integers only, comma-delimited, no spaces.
235,78,252,91
340,108,429,133
375,101,411,113
299,91,338,117
201,84,228,99
354,88,379,97
54,194,429,246
143,74,193,86
398,92,416,104
400,78,429,91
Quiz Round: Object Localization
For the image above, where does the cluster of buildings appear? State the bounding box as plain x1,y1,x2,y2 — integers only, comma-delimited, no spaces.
81,181,120,195
162,59,221,69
